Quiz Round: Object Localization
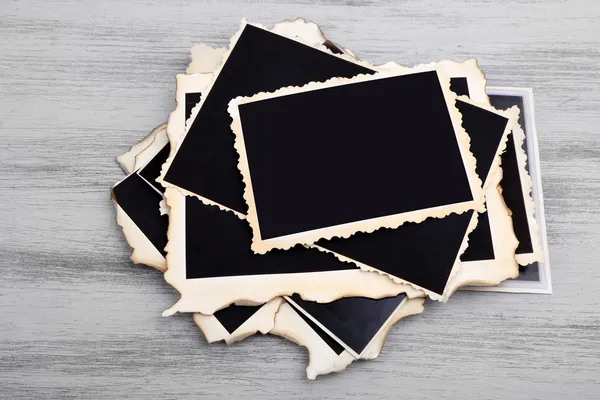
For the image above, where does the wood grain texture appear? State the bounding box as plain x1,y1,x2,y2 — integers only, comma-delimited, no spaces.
1,0,598,398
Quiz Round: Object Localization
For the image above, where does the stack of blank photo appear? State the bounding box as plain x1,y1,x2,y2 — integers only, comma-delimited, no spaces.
111,19,551,379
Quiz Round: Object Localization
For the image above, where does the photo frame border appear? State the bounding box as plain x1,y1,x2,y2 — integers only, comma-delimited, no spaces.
229,63,485,253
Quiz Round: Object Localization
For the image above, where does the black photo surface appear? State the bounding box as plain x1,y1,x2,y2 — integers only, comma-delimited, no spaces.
138,91,202,195
488,94,534,255
460,210,494,261
114,173,273,338
163,24,372,214
185,92,203,122
213,305,262,334
317,99,510,294
289,302,346,356
115,165,281,341
456,98,509,262
237,71,473,240
450,77,470,97
489,93,539,280
288,294,406,356
138,143,170,194
113,173,169,257
184,197,354,279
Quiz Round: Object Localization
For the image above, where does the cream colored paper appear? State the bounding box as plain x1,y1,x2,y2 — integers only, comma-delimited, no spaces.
117,123,167,175
506,112,545,266
284,295,410,359
112,124,169,272
193,298,283,344
271,298,425,380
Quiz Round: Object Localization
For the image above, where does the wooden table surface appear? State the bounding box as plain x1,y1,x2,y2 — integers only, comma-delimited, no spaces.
1,1,599,398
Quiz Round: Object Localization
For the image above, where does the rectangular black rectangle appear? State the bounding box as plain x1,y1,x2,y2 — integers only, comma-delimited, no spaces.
238,71,473,241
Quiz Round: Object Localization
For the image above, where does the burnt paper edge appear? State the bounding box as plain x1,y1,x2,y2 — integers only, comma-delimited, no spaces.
447,103,522,292
448,168,520,294
455,97,519,191
157,18,372,211
506,110,545,266
270,298,425,380
378,58,489,106
187,44,227,74
117,123,167,174
113,46,290,342
193,298,284,345
133,128,170,176
112,198,167,272
469,87,550,292
284,295,409,358
159,72,246,218
159,23,423,316
162,187,423,316
112,124,169,272
311,99,519,301
229,62,485,254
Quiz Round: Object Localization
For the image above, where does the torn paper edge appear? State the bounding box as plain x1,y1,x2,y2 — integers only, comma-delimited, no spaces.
448,104,521,292
448,168,520,294
284,295,408,359
156,22,492,311
115,60,284,343
439,59,489,105
316,36,487,106
112,124,169,272
134,128,169,173
187,44,227,74
112,199,167,272
444,103,521,293
378,58,489,106
359,297,425,360
455,96,519,190
116,130,279,345
117,123,167,174
190,17,348,75
161,187,422,316
133,129,170,199
164,72,214,155
505,105,545,266
311,100,518,301
229,62,485,253
470,87,550,293
158,72,245,218
158,20,419,315
305,59,491,300
158,18,391,211
160,20,486,229
311,212,472,303
116,124,280,345
272,302,354,380
271,298,425,380
193,298,284,345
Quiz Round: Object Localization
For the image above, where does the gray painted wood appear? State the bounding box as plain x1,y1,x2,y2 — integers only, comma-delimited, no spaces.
1,0,599,398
